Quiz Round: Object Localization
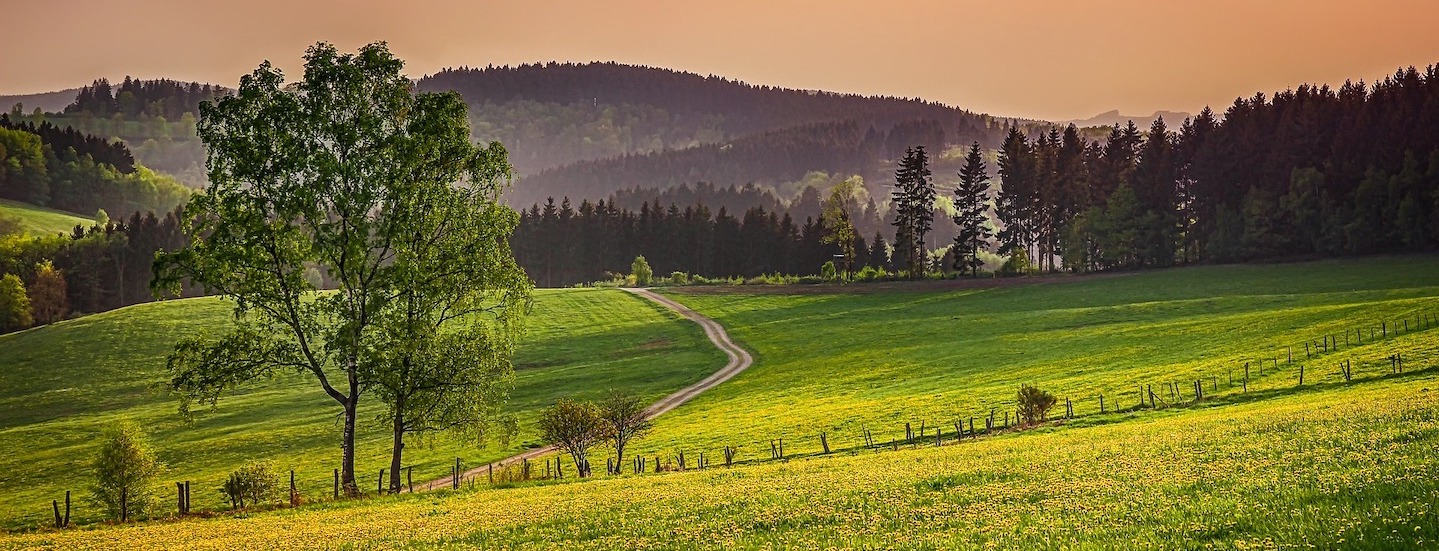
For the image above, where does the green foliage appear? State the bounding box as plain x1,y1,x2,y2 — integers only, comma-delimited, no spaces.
890,146,936,279
820,176,862,274
155,42,525,495
538,397,609,477
27,259,67,324
951,142,992,276
91,422,160,519
820,260,837,282
0,273,31,332
1016,384,1057,425
631,256,653,286
221,460,280,509
997,247,1031,277
597,389,653,473
0,126,48,205
668,271,688,285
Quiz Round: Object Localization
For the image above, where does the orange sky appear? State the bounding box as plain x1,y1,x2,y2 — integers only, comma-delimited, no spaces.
3,0,1437,121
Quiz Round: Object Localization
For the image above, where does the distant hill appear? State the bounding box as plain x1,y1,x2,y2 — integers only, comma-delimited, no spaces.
0,199,90,237
417,62,1017,205
20,64,1022,207
1066,109,1192,129
0,89,79,115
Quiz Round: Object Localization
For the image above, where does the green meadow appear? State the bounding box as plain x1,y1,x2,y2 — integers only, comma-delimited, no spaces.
0,288,722,529
0,200,89,237
1,256,1437,549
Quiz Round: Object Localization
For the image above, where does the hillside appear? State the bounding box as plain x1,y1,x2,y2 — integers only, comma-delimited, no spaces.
0,200,89,237
3,256,1436,548
0,90,78,115
417,63,1014,206
0,288,723,529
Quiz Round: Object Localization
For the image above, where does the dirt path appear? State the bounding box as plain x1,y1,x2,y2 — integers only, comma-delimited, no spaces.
417,287,751,491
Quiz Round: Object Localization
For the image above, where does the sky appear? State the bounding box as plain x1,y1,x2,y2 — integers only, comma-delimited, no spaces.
3,0,1437,121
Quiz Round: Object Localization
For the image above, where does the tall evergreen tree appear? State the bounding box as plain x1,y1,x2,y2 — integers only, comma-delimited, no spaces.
951,142,992,276
890,146,935,279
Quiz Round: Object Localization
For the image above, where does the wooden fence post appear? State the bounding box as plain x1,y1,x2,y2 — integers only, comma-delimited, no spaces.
334,469,339,499
820,432,830,454
1287,346,1292,364
289,470,296,504
1298,364,1305,386
407,467,413,493
378,468,385,495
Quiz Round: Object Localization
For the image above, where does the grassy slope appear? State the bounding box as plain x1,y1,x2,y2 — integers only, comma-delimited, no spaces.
4,371,1434,549
629,256,1439,458
0,288,723,529
0,200,89,237
2,256,1437,548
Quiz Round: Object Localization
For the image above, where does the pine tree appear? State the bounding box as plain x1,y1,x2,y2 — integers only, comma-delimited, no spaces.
996,127,1033,261
890,146,935,279
952,142,992,276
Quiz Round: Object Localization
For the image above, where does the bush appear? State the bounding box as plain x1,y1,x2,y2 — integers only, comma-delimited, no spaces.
222,460,281,510
91,422,161,520
1017,384,1057,426
998,248,1032,277
631,256,653,287
820,260,838,282
669,271,688,285
539,398,610,478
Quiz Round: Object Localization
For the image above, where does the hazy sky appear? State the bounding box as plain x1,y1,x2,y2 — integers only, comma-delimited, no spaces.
3,0,1437,121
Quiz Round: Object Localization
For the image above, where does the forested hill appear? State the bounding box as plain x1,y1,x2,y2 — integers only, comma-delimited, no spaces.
417,62,1015,205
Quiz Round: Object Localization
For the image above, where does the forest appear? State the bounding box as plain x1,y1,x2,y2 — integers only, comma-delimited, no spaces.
510,64,1439,286
0,115,190,216
995,65,1439,271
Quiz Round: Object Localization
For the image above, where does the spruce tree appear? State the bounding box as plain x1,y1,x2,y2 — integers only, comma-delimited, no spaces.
952,142,992,276
890,146,935,279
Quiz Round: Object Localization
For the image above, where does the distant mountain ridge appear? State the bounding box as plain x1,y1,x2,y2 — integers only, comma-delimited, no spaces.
1066,109,1192,129
416,62,1018,205
0,89,80,114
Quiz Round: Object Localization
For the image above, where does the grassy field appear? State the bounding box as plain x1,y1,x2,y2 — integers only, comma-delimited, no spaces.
4,369,1434,549
0,200,90,237
0,288,723,529
1,256,1436,548
624,256,1439,461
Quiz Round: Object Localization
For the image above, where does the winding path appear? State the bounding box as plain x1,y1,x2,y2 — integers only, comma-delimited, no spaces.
418,287,752,491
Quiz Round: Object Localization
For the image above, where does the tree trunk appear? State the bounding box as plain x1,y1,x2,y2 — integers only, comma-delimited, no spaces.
389,411,405,493
613,440,625,476
341,396,359,496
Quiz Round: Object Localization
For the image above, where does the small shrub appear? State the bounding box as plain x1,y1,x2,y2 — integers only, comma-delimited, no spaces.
998,248,1032,277
1017,384,1057,426
91,422,161,520
820,261,838,282
669,271,689,285
631,256,653,286
222,460,281,510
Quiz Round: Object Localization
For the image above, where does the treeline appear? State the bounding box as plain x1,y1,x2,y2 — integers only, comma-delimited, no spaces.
511,120,984,208
511,197,895,287
420,62,1000,143
420,62,1009,185
608,182,786,216
994,64,1439,271
64,77,226,119
0,115,191,216
0,209,190,333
